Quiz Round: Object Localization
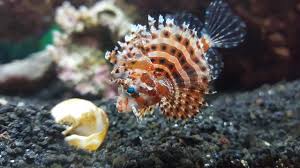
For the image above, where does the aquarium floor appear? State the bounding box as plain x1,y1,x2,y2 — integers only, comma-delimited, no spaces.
0,80,300,168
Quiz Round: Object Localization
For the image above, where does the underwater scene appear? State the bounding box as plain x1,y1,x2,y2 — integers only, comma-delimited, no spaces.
0,0,300,167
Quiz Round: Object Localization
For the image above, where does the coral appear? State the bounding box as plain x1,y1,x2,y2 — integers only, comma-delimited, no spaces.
48,32,113,96
47,0,135,97
55,0,133,40
50,98,109,151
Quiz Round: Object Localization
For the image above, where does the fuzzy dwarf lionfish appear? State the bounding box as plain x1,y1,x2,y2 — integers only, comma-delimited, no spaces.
105,0,246,119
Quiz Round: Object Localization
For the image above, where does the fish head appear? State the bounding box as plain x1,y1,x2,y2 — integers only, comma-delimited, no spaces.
112,58,170,114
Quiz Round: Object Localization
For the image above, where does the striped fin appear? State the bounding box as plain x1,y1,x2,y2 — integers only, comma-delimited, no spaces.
159,88,206,119
201,0,246,48
145,15,211,119
147,14,210,85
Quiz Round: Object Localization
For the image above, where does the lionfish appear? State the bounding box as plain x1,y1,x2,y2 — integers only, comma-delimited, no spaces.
105,0,246,119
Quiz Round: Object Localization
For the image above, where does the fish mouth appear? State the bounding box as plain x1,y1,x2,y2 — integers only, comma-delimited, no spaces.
116,93,137,113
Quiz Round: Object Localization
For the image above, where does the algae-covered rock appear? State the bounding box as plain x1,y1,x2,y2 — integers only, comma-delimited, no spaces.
0,50,54,93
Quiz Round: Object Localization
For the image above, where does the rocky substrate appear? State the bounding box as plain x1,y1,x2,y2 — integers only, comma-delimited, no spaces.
0,80,300,168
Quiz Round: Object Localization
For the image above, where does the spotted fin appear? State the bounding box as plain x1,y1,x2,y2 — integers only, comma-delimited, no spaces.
202,0,246,48
205,48,224,80
159,88,206,119
135,106,155,118
166,13,203,33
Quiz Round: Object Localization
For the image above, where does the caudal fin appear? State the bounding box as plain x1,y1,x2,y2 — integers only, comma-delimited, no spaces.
202,0,246,49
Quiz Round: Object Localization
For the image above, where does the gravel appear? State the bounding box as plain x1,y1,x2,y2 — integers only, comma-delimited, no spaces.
0,80,300,168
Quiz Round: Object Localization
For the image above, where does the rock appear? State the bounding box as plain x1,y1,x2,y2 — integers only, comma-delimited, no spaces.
112,155,128,168
0,51,54,93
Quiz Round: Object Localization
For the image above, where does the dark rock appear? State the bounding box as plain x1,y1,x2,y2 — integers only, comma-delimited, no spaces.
112,155,128,168
0,105,14,114
130,136,142,146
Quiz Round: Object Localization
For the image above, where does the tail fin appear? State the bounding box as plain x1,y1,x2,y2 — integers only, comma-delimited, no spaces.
202,0,246,48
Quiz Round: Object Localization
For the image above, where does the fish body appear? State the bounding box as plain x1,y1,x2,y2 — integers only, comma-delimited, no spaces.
106,0,246,119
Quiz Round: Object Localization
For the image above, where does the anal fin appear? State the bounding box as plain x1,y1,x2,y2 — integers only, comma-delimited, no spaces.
159,88,206,119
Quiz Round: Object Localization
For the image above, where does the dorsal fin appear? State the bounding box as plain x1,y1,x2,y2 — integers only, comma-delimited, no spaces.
166,13,203,33
201,0,246,48
200,0,246,80
205,48,224,80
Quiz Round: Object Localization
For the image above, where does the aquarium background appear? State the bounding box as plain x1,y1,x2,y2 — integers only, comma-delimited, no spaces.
0,0,299,167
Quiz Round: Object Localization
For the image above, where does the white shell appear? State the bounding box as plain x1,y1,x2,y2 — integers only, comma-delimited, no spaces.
51,98,109,151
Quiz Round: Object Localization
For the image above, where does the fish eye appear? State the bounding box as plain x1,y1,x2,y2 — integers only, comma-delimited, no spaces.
127,86,136,94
